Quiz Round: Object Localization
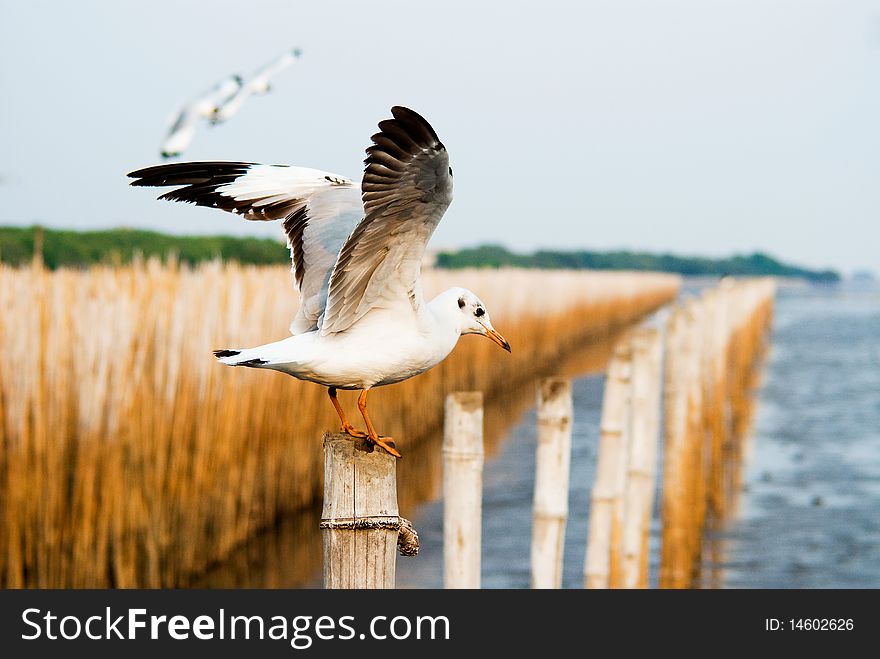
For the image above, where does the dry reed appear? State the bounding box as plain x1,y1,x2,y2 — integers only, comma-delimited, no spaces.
0,261,678,587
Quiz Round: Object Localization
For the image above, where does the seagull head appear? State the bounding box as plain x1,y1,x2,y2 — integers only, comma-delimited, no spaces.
451,288,511,352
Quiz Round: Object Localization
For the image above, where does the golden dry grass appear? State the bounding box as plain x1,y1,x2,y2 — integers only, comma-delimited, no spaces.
0,261,679,587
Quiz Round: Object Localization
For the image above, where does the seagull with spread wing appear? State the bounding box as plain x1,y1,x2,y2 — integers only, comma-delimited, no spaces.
128,106,510,458
211,48,301,124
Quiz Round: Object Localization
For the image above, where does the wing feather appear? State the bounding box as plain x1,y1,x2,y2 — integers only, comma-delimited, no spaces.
320,106,452,335
128,161,362,332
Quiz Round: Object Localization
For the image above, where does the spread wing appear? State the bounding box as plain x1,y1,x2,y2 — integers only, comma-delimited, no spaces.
127,161,363,333
251,48,299,86
213,50,299,123
320,106,453,335
161,105,200,158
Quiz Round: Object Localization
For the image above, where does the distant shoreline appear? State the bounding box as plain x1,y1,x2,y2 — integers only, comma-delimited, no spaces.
0,224,845,283
434,244,841,283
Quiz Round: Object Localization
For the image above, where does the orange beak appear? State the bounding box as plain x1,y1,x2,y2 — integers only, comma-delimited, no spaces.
485,327,511,352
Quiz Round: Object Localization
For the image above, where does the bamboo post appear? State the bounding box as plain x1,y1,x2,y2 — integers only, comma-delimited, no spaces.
321,433,401,589
531,378,573,589
659,307,689,588
443,391,484,589
682,300,707,587
620,327,663,588
704,286,730,517
584,339,633,588
656,279,777,589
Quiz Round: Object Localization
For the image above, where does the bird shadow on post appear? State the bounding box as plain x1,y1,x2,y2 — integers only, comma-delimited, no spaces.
320,433,419,589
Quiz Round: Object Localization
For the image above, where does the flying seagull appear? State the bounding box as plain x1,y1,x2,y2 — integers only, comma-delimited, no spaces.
128,106,510,458
211,48,302,124
161,75,243,158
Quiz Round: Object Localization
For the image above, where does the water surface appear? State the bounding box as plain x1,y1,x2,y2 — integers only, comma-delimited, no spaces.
717,284,880,588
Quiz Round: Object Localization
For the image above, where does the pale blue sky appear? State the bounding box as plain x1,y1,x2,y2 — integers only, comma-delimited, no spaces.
1,0,877,274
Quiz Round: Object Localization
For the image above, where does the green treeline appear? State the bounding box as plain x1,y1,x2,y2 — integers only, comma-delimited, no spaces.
0,226,289,269
436,244,840,282
0,226,839,282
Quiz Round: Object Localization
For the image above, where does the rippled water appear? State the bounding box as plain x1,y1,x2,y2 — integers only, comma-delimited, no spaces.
718,284,880,588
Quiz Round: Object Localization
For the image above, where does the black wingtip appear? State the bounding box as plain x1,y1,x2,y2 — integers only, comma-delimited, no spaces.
363,106,444,170
389,106,440,143
213,349,241,358
237,358,268,367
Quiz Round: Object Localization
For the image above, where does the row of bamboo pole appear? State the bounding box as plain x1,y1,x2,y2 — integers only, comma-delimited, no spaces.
584,326,663,588
583,277,776,589
318,278,774,590
658,278,776,588
440,382,574,590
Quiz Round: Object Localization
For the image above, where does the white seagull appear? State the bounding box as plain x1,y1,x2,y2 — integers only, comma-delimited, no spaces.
129,106,510,457
211,48,302,124
161,75,243,158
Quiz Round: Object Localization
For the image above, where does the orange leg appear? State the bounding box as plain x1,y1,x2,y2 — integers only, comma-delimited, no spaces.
357,389,402,458
328,387,368,438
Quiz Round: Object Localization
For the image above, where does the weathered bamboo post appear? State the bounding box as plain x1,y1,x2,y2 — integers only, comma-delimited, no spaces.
531,378,573,588
682,299,707,586
659,306,689,588
702,288,721,587
656,279,777,588
620,327,663,588
638,326,664,587
584,338,633,588
443,392,484,589
321,432,411,589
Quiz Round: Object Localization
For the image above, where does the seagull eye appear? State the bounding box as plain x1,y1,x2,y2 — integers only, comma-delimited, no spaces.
448,166,453,177
475,307,484,317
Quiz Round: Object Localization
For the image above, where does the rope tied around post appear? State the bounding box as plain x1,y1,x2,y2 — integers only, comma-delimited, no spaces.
321,432,419,588
318,516,420,556
396,518,420,557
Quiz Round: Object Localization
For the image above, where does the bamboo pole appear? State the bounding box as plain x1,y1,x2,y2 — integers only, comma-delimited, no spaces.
659,307,690,588
658,278,777,588
443,391,484,589
321,433,401,589
620,327,663,589
584,339,633,588
531,378,573,589
638,325,664,587
682,300,707,587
